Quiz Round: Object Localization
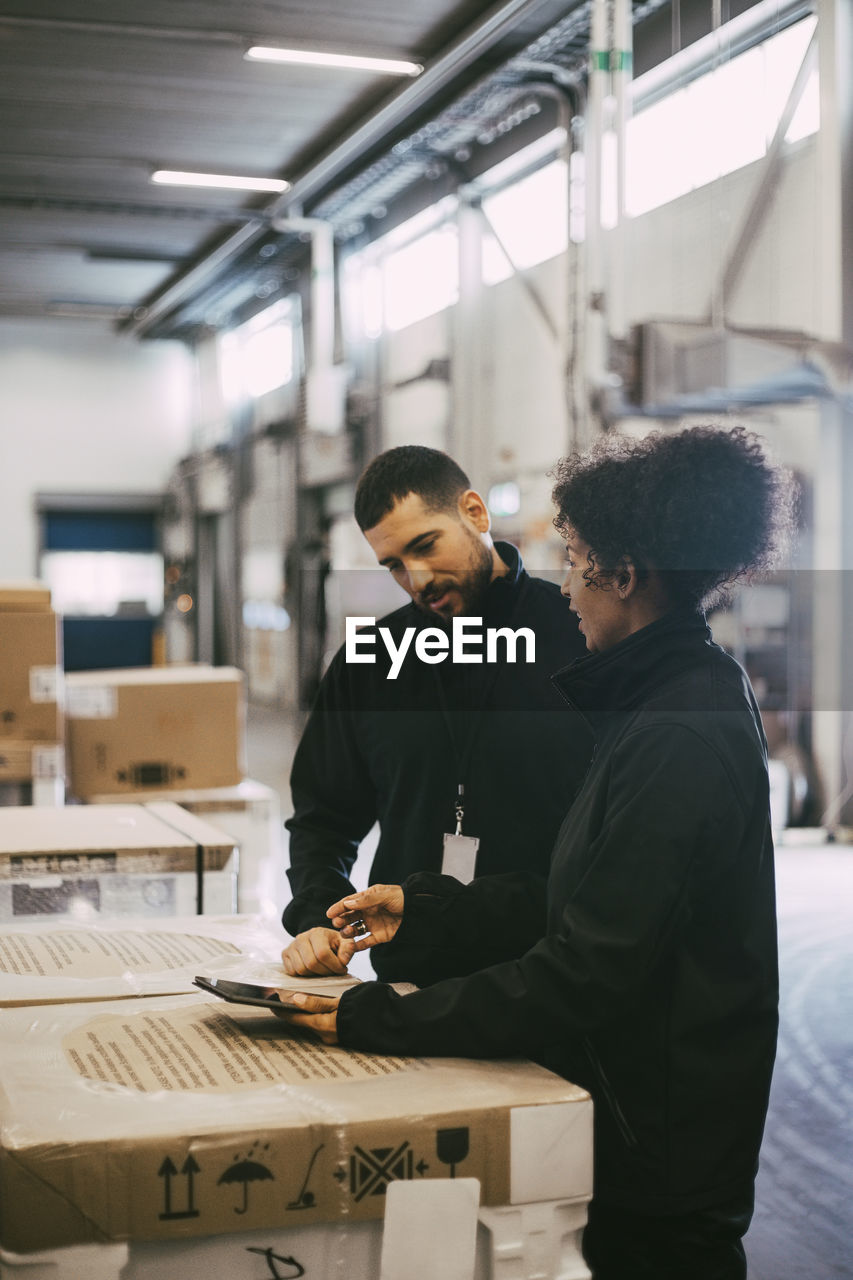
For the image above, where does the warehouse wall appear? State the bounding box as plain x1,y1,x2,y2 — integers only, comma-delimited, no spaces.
620,138,824,335
0,319,195,579
349,141,822,574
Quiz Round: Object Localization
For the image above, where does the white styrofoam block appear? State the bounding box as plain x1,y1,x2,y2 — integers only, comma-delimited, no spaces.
380,1178,480,1280
0,1243,128,1279
477,1200,591,1280
509,1101,594,1204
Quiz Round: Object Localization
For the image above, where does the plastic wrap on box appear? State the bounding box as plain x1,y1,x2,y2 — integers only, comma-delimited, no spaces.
0,914,333,1007
0,992,593,1257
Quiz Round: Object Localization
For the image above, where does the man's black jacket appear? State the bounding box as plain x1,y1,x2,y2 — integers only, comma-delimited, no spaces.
283,543,592,978
337,610,779,1213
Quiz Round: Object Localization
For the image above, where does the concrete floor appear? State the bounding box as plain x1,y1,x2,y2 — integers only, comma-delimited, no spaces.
246,703,853,1280
745,842,853,1280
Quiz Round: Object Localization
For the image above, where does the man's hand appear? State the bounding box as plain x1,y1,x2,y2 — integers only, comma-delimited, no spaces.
326,883,405,961
281,926,351,976
272,992,340,1044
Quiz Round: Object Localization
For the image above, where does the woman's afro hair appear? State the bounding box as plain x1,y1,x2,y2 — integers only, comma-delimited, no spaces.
551,425,797,609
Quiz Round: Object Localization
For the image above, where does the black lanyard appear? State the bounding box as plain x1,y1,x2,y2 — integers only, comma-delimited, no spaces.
432,573,530,834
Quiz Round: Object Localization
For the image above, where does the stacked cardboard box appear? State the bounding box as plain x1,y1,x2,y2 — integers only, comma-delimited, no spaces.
0,802,239,923
0,581,64,793
65,665,247,800
87,779,285,917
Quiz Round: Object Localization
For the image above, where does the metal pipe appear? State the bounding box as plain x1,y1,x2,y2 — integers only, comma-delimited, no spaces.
583,0,610,436
609,0,633,341
271,217,336,373
122,218,267,332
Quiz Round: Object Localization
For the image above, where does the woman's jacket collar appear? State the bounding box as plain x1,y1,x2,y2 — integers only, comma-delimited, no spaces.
551,607,713,720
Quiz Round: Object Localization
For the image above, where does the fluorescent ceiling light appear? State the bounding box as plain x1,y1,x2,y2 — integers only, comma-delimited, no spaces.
151,170,289,193
245,46,423,77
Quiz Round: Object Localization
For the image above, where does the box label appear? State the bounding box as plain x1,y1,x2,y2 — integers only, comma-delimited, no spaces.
32,744,65,779
63,1003,424,1091
29,665,62,705
66,685,118,719
8,851,117,877
0,929,240,978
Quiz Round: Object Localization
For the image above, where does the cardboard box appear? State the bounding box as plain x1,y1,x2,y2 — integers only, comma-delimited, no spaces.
65,666,246,798
0,802,238,923
87,780,285,916
0,992,593,1254
0,609,63,741
0,740,64,784
0,914,316,1008
0,581,53,612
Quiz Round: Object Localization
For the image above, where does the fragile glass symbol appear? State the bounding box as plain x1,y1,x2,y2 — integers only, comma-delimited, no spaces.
436,1127,469,1176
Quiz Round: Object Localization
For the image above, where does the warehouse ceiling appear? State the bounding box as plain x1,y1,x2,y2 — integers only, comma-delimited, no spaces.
0,0,592,339
1,0,763,341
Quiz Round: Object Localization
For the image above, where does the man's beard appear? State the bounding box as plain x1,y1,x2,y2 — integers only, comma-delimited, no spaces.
413,536,495,619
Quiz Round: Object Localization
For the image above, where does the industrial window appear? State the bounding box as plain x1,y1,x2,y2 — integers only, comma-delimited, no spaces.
38,504,164,670
40,551,164,618
40,510,163,621
218,298,294,402
481,156,570,285
626,15,818,217
384,223,459,330
341,197,459,337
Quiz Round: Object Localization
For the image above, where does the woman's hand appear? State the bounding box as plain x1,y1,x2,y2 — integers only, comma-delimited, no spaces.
272,992,340,1044
326,884,405,964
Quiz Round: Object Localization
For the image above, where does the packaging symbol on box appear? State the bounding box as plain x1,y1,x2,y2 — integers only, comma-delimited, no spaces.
65,665,246,798
0,802,238,923
0,991,593,1255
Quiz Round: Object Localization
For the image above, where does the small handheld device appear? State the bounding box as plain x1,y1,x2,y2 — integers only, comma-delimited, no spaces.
193,976,337,1011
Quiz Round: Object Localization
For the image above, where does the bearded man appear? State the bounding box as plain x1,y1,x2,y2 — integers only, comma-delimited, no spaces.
281,445,591,981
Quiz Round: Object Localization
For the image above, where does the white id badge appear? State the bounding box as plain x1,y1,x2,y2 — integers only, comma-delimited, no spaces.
441,833,480,884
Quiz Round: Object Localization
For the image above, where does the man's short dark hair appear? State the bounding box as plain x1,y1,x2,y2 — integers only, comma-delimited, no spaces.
354,446,471,531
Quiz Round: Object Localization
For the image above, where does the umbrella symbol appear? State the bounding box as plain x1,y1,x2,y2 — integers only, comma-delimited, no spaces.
218,1145,275,1214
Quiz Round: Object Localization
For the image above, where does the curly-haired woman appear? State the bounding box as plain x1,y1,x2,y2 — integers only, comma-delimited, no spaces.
278,425,797,1280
